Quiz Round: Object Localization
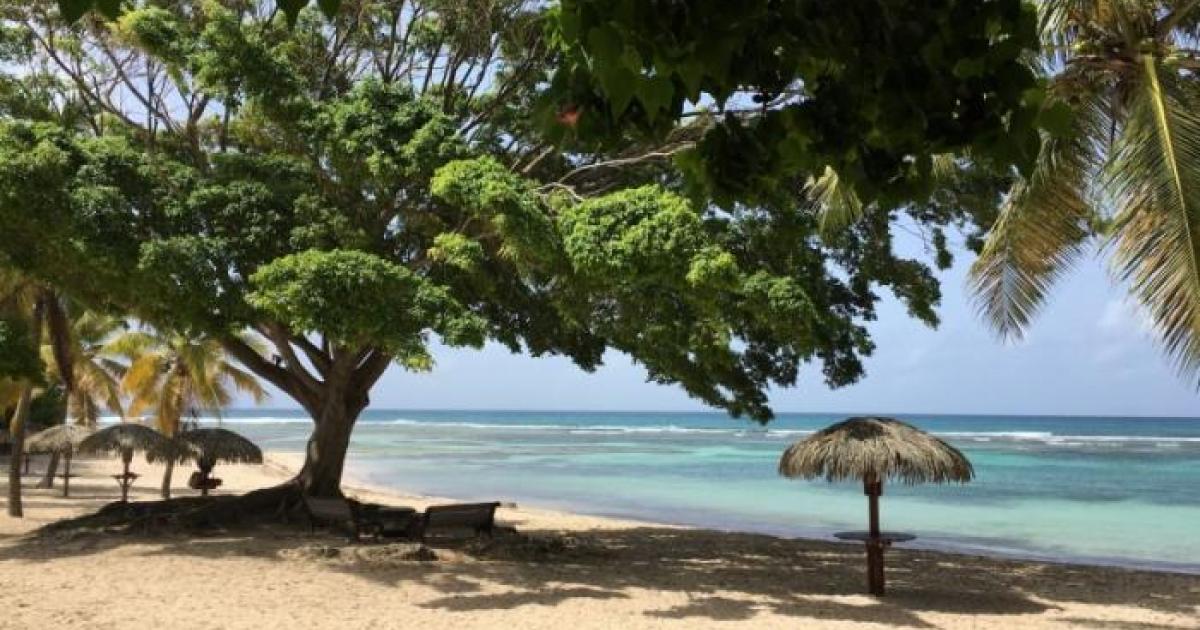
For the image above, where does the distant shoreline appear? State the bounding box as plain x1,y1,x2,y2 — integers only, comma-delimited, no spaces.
220,407,1200,421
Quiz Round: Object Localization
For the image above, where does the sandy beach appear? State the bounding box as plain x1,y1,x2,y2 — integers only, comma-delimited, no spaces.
0,453,1197,630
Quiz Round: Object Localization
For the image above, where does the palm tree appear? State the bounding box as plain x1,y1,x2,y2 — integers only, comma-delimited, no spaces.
0,269,74,517
969,0,1200,381
35,310,128,488
116,329,266,499
43,311,127,426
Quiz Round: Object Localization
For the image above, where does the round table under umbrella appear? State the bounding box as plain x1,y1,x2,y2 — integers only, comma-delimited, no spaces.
78,423,174,502
778,417,973,596
165,428,263,496
25,424,94,497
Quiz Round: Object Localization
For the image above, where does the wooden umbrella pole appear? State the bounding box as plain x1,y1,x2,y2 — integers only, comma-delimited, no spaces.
864,475,885,596
121,453,131,502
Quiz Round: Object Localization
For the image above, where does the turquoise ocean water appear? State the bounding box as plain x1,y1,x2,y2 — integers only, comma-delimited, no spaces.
151,410,1200,573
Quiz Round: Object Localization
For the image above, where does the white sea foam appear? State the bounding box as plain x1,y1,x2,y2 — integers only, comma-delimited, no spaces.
97,415,1200,446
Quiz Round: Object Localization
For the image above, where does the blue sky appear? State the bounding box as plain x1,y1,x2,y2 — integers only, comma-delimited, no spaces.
243,245,1199,418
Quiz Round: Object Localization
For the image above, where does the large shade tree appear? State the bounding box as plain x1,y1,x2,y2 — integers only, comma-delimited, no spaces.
0,0,1011,503
52,1,1048,206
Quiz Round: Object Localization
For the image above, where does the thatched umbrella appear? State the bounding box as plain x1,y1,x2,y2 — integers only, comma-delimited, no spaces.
25,424,94,496
779,416,974,596
78,423,174,502
165,428,262,496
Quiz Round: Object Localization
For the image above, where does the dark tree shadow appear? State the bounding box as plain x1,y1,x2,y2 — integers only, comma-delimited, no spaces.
3,500,1198,627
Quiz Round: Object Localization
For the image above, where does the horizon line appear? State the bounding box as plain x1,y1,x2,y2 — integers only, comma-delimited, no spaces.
217,406,1200,421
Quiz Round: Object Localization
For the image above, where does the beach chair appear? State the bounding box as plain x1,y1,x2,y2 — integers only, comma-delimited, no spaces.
301,495,381,540
408,502,502,542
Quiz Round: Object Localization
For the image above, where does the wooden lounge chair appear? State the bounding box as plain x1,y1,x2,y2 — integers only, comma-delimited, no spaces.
408,502,502,542
301,495,381,540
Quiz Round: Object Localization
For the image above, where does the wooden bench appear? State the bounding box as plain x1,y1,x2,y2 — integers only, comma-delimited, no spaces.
302,496,381,540
409,502,502,542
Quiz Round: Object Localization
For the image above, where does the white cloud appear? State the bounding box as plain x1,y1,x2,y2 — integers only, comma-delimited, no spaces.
1096,298,1155,336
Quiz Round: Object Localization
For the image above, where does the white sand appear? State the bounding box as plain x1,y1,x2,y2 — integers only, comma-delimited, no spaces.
1,452,1197,629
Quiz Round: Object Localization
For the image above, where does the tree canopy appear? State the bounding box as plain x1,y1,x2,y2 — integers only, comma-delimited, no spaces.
0,317,41,381
53,1,1050,206
545,0,1047,209
1,0,1014,496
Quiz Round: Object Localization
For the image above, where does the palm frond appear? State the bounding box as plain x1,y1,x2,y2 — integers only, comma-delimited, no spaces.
807,166,864,236
969,94,1105,339
104,330,159,358
1104,57,1200,381
222,363,267,404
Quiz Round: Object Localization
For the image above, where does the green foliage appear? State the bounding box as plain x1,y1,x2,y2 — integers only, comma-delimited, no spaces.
7,0,970,426
56,0,121,22
0,317,41,381
546,0,1046,208
248,250,487,357
28,386,66,431
432,157,562,270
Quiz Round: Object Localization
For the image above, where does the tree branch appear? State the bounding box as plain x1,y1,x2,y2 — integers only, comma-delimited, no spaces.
554,143,695,185
353,348,393,397
292,334,333,378
220,334,317,411
262,323,324,394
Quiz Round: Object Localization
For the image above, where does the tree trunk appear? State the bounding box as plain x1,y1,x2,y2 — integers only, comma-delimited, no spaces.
294,403,360,498
37,452,60,488
62,451,72,497
220,335,384,501
6,386,33,517
161,458,174,499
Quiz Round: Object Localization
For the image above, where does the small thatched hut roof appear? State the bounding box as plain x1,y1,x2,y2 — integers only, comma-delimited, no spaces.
79,423,173,459
171,428,263,466
779,417,973,484
25,424,94,453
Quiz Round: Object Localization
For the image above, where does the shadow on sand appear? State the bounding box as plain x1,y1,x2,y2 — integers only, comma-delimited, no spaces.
3,496,1198,627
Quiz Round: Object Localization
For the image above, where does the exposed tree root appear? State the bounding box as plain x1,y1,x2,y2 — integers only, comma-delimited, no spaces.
33,481,306,538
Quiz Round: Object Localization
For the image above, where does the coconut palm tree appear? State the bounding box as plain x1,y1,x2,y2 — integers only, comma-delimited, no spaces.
34,310,128,488
969,0,1200,381
0,269,74,517
44,311,127,426
117,329,266,499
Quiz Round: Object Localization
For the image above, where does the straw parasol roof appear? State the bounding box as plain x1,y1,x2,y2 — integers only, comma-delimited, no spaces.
79,422,174,459
173,428,263,466
778,416,973,484
25,424,94,453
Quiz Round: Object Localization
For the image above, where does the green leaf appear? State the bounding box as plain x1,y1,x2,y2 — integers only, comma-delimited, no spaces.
586,25,623,68
639,75,674,116
95,0,121,19
58,0,94,23
317,0,341,19
1037,101,1075,137
277,0,309,26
